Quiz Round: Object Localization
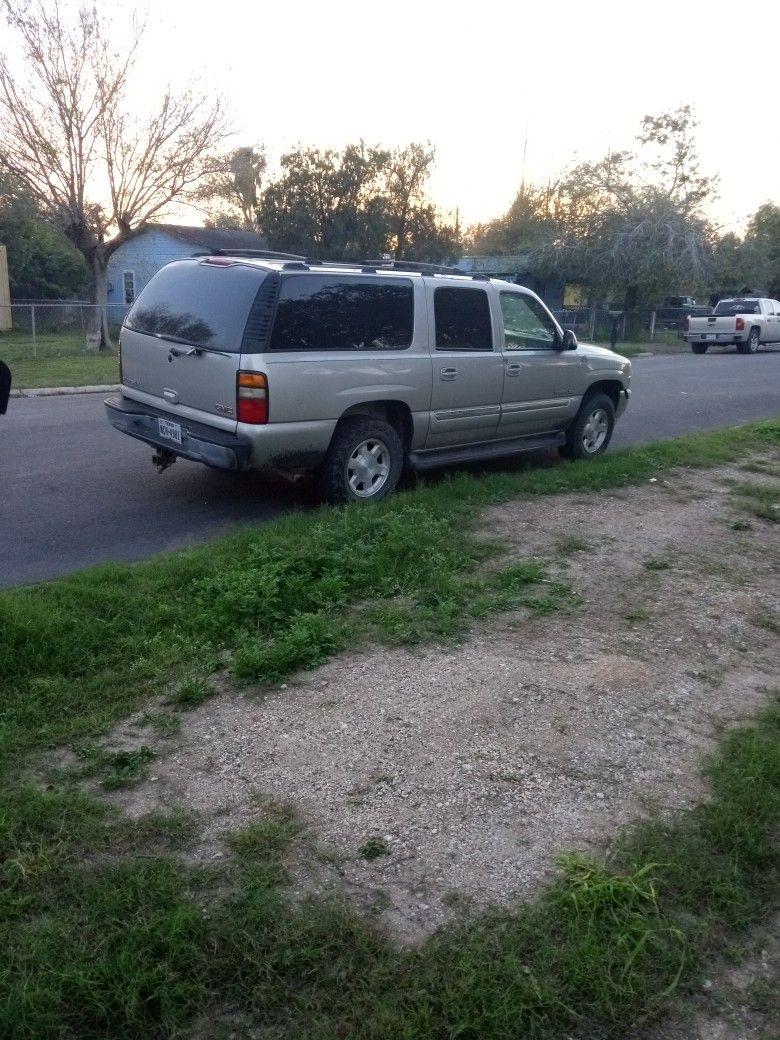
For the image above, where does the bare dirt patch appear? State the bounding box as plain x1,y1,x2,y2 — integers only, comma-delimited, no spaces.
109,459,779,942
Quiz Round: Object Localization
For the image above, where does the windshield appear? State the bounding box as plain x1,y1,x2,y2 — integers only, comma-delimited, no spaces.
124,260,266,352
713,299,760,316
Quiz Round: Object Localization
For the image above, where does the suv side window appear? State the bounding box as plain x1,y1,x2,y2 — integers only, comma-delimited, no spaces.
500,292,558,350
434,287,493,351
268,275,413,352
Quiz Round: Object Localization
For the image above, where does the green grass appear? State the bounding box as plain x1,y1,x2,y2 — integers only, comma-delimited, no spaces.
0,329,119,388
1,420,779,1038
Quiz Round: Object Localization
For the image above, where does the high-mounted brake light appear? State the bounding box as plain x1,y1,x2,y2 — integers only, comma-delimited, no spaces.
237,371,268,424
735,317,745,331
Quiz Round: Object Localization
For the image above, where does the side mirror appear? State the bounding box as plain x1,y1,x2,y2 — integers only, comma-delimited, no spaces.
0,360,11,415
562,328,578,351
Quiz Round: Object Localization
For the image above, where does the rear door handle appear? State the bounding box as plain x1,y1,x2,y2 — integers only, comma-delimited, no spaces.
440,367,458,380
505,363,522,376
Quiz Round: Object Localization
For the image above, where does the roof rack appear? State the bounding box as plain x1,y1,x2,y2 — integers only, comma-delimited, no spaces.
209,247,307,261
202,250,492,282
361,259,464,276
303,257,487,280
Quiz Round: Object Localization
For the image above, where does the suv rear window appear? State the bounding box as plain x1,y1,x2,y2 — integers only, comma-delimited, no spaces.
124,260,265,352
269,275,414,352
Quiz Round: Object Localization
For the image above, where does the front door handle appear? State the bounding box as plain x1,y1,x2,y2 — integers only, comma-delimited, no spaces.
440,367,458,380
505,363,522,376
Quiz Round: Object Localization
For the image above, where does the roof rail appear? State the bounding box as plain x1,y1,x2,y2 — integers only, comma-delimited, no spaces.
202,251,490,281
363,258,463,276
210,247,307,261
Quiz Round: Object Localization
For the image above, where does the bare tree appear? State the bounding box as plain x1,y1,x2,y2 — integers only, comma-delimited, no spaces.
0,1,225,348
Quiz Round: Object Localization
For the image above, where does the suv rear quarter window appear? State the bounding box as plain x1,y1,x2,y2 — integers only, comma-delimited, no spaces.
434,286,493,351
269,275,414,351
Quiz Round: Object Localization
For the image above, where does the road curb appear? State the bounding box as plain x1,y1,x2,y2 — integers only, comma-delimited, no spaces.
11,384,120,398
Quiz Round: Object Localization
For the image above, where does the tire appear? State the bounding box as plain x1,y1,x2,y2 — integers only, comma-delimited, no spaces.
691,343,708,354
560,393,616,461
315,416,403,504
743,328,760,354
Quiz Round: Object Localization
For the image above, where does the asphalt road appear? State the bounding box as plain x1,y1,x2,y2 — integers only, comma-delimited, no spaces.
2,350,779,587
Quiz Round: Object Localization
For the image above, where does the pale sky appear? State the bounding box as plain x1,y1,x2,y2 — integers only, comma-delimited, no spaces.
12,0,780,233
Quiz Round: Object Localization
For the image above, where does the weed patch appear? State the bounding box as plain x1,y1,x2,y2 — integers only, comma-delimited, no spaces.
75,744,156,789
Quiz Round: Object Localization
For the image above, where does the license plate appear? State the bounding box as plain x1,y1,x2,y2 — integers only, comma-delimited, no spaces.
158,418,182,444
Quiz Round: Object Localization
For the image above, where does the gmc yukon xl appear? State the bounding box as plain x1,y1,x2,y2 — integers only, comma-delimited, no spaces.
105,256,632,503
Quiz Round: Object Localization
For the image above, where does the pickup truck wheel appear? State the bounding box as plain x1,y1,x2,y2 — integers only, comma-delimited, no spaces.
560,393,615,460
691,343,708,354
743,328,760,354
315,417,403,504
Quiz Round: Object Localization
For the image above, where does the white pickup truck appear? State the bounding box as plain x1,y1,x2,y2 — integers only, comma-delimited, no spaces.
683,297,780,354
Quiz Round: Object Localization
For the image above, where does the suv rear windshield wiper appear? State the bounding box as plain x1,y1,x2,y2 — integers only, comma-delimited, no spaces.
139,331,234,358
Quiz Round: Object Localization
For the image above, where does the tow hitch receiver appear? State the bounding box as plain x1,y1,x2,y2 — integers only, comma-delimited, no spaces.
152,448,177,473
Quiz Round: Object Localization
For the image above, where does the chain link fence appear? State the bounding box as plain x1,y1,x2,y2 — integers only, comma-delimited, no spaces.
551,307,685,345
0,302,130,361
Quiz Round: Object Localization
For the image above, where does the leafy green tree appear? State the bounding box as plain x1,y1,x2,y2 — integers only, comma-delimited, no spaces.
470,107,717,306
249,140,460,262
743,203,780,296
0,172,88,298
637,105,717,216
258,143,389,258
198,146,267,230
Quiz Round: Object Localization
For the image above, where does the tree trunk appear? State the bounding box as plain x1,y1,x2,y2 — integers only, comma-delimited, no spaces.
86,253,112,352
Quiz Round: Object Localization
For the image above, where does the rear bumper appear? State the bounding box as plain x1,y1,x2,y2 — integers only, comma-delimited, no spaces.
615,387,630,419
105,395,252,471
683,333,744,344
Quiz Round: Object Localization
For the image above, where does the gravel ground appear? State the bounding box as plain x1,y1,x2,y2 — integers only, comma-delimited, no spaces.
111,457,779,945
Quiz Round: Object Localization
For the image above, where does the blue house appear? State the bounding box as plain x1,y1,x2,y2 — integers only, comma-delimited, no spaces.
106,224,269,312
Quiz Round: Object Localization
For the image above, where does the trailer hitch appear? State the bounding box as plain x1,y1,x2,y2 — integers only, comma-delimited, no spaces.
151,448,177,474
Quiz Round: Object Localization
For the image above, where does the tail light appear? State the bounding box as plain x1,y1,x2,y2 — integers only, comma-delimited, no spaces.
237,371,268,424
735,317,745,331
118,334,123,384
683,317,689,331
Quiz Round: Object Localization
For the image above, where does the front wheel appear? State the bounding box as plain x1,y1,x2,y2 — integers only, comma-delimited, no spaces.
315,416,403,504
691,342,708,355
559,393,616,460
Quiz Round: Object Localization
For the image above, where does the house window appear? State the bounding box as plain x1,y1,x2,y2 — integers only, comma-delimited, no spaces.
123,271,136,304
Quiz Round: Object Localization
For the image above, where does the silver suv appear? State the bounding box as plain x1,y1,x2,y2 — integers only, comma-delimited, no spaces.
105,255,631,502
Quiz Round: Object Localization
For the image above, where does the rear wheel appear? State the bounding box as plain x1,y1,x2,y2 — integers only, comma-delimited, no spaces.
691,342,708,354
742,328,760,354
315,416,403,504
560,393,616,461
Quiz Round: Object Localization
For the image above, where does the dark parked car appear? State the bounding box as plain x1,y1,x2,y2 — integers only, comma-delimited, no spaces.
0,360,10,414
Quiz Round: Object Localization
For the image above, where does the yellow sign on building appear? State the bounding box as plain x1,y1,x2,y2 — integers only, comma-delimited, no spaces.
563,284,583,308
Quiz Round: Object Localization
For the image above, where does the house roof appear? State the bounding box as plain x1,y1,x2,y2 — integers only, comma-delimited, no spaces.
148,223,268,251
